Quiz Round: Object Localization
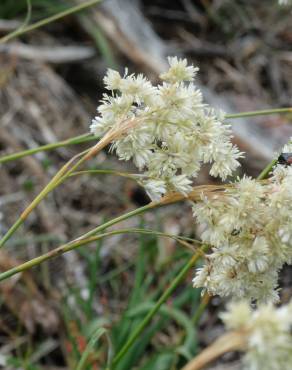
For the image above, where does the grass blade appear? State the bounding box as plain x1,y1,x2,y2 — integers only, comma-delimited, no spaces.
76,327,112,370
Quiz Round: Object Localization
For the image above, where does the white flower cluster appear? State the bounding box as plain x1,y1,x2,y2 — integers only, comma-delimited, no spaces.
90,57,242,201
221,300,292,370
193,141,292,302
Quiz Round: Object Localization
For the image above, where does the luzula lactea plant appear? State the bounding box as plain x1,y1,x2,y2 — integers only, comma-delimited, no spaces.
1,56,292,370
90,57,292,304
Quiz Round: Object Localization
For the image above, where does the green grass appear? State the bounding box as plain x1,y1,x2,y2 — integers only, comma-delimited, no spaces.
0,0,67,20
61,232,203,370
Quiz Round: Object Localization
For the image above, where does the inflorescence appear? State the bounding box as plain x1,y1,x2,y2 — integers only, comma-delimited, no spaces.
193,141,292,303
221,300,292,370
90,57,242,201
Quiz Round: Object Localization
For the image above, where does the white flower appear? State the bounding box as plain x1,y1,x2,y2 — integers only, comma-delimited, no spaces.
169,175,193,194
90,116,108,137
207,142,243,180
90,57,242,201
143,179,167,201
192,159,292,302
192,265,211,290
160,56,199,83
220,301,252,330
120,74,157,105
103,69,123,90
221,300,292,370
282,137,292,153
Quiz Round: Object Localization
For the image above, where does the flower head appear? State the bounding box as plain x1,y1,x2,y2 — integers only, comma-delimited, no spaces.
193,161,292,303
90,57,242,200
160,56,199,83
221,300,292,370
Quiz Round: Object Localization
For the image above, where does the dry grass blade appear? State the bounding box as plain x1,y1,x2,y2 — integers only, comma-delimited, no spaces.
182,330,247,370
156,184,229,206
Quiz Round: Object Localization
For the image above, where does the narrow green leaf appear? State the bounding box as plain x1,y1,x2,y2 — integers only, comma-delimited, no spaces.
76,327,112,370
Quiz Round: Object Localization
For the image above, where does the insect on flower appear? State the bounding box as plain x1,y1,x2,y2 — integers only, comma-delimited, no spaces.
278,153,292,166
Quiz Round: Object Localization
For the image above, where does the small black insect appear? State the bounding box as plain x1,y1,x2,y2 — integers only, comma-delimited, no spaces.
231,229,241,236
278,153,292,166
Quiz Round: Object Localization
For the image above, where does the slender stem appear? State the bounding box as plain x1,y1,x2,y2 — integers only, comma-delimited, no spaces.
0,205,153,279
73,204,156,241
112,245,209,367
0,134,94,164
256,140,292,180
0,121,123,248
192,293,211,325
0,218,24,248
0,0,103,44
225,107,292,119
0,148,91,248
5,0,32,43
0,225,198,282
257,158,278,180
257,138,292,180
68,169,136,179
0,117,141,248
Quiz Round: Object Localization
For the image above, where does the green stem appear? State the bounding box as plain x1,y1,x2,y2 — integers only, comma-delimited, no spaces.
227,108,292,180
225,107,292,119
0,218,24,248
0,0,103,44
0,148,91,248
0,224,197,282
256,139,292,180
192,293,211,325
0,116,135,248
68,169,136,179
74,204,155,241
112,244,209,367
257,159,278,180
1,0,32,43
0,134,94,164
